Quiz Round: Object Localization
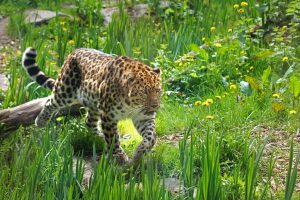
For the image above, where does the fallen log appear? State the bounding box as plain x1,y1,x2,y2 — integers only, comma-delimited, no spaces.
0,97,82,137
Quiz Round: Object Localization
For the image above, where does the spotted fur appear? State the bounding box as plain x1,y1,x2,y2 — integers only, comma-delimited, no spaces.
22,47,162,165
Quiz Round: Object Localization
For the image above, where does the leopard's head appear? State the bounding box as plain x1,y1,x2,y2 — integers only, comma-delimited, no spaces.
126,66,162,113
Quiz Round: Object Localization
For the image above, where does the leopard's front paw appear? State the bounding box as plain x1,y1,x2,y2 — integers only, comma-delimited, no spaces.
112,152,129,166
35,116,47,128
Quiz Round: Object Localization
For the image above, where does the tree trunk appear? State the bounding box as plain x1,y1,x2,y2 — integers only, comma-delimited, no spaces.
0,97,81,137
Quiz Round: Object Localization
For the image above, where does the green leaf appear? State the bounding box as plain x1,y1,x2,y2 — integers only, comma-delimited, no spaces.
254,50,274,60
189,44,209,62
245,76,262,92
261,66,271,85
190,72,198,78
56,116,64,122
289,76,300,98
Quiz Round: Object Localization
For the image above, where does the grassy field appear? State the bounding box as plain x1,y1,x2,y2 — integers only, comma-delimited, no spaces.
0,0,300,199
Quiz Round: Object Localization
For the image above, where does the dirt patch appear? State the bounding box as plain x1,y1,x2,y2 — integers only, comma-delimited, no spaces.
0,17,18,48
0,17,18,92
158,129,300,193
0,18,10,46
251,125,300,193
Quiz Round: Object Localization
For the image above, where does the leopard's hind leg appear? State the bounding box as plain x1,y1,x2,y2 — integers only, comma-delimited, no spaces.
36,58,81,127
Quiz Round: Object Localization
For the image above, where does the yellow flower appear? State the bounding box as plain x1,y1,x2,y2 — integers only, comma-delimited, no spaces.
63,27,68,32
60,21,66,26
228,28,233,32
202,99,213,106
210,26,216,32
202,101,210,106
194,101,202,106
282,56,288,62
68,40,75,45
238,8,245,13
233,4,239,9
272,93,280,98
206,99,214,104
214,43,222,48
215,96,222,100
206,115,214,120
241,2,248,6
289,110,297,115
224,92,229,96
230,84,237,90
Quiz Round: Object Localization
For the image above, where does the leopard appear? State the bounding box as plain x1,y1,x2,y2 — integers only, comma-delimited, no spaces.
22,47,162,166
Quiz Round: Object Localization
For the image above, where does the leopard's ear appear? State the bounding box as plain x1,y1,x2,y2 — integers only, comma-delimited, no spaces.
153,67,160,74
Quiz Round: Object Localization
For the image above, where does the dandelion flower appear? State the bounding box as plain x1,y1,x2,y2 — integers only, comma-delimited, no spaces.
215,43,222,48
238,8,245,13
216,96,222,100
206,99,214,104
210,26,216,32
63,27,68,32
194,101,202,106
202,101,210,106
282,56,288,62
233,4,239,9
289,110,297,115
68,40,75,45
206,115,214,120
224,92,229,96
241,2,248,6
272,93,280,98
60,21,66,26
230,84,237,90
228,28,233,32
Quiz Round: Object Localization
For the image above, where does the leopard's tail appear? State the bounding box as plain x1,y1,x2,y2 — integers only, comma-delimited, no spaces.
22,47,55,90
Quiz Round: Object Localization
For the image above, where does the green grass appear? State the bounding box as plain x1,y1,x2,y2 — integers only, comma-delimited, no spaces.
0,0,300,199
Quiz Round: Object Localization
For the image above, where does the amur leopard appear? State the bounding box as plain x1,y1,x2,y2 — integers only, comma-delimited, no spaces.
22,47,162,166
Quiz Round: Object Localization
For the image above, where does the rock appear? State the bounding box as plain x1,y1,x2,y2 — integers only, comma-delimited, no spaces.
163,178,183,193
102,0,120,8
73,156,94,188
62,2,77,10
25,9,72,25
101,7,119,26
101,1,169,26
0,74,8,91
127,4,148,19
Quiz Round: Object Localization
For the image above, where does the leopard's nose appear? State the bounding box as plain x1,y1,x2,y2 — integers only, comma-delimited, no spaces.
151,104,160,110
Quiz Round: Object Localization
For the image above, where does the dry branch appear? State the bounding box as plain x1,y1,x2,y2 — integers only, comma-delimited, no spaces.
0,97,81,137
